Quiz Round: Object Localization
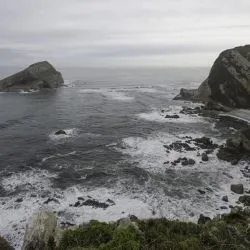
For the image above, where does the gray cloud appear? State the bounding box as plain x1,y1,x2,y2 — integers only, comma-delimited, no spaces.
0,0,249,67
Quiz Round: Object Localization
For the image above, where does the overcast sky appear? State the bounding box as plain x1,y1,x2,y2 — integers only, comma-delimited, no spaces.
0,0,249,67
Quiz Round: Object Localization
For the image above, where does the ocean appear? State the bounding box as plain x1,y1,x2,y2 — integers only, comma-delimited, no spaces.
0,67,248,249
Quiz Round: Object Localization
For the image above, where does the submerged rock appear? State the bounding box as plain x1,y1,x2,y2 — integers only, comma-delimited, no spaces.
55,130,67,135
0,61,64,92
21,211,57,250
231,184,244,194
165,114,180,119
201,153,209,162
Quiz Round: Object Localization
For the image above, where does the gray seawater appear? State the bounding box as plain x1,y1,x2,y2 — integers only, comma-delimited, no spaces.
0,67,248,249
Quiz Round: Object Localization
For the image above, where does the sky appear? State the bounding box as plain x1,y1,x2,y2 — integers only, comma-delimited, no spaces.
0,0,249,67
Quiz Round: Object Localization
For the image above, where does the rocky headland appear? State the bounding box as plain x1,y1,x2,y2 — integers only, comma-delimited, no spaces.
0,61,64,92
174,45,250,110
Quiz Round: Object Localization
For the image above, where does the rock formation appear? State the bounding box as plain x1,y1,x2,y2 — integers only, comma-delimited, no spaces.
217,126,250,163
0,61,64,92
175,45,250,109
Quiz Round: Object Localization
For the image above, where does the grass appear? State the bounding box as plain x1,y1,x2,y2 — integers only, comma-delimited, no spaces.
56,209,250,250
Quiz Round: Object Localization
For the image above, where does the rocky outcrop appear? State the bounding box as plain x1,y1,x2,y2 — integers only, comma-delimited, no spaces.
175,45,250,109
21,211,57,250
0,61,64,92
174,78,210,102
217,126,250,163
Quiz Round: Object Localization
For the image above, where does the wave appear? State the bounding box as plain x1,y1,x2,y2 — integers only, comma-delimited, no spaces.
79,89,134,102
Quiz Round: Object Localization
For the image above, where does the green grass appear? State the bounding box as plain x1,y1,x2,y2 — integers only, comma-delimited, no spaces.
56,209,250,250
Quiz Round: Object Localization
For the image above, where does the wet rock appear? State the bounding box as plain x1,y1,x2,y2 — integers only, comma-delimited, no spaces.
238,195,250,206
198,189,206,195
231,184,244,194
201,153,209,161
44,198,60,205
82,199,109,209
181,158,195,166
198,214,211,224
171,157,195,166
0,236,14,250
189,137,218,150
106,199,115,206
73,201,81,207
129,215,139,222
77,197,85,201
217,126,250,163
220,206,228,210
165,114,180,119
55,130,67,135
222,196,229,202
15,198,23,203
164,142,196,152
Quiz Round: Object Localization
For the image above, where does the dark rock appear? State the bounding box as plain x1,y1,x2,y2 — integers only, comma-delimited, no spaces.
165,114,180,119
174,78,210,102
198,189,206,195
82,199,109,209
0,236,14,250
220,206,228,210
217,126,250,163
0,61,64,92
164,142,196,152
44,198,60,205
129,215,139,222
106,199,115,205
15,198,23,203
174,45,250,109
73,201,81,207
207,45,250,108
55,130,67,135
172,157,195,166
77,197,85,201
189,137,218,150
198,214,211,224
238,195,250,206
222,196,229,202
181,158,195,166
201,153,209,161
231,184,244,194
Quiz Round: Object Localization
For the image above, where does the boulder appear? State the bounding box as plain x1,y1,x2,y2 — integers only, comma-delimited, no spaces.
21,211,57,250
230,184,244,194
198,214,211,224
217,126,250,163
0,61,64,92
55,130,67,135
174,45,250,109
238,195,250,206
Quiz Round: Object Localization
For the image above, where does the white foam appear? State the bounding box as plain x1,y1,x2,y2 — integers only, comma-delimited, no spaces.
19,89,39,94
0,170,57,249
42,151,77,162
79,89,134,102
137,106,208,124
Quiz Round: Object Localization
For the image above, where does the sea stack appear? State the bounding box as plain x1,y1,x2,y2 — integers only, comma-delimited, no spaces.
175,45,250,109
0,61,64,92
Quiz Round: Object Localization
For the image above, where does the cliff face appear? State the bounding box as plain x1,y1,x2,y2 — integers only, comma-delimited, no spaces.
174,45,250,109
208,45,250,108
0,61,64,92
